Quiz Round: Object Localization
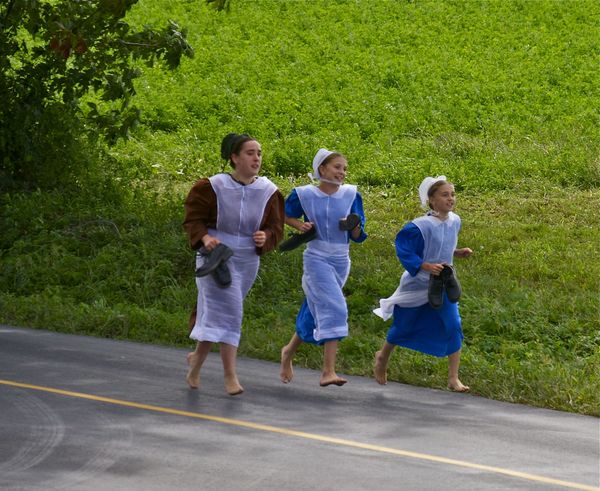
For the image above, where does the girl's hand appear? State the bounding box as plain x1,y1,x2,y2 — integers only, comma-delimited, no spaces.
454,248,473,258
297,221,314,233
350,225,362,239
253,230,267,247
201,234,220,251
284,217,313,233
421,262,444,275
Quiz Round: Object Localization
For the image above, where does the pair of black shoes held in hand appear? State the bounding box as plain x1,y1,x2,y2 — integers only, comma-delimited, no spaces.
279,213,361,252
428,264,461,309
195,243,233,288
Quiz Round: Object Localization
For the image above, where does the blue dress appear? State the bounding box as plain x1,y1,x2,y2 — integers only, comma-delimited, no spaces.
286,187,367,345
385,222,463,357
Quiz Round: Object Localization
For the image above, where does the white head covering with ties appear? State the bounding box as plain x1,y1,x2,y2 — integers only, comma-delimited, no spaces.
418,175,447,210
308,148,334,181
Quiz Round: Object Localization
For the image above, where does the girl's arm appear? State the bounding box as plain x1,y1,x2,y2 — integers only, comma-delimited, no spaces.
349,192,368,242
395,223,429,276
283,189,313,232
183,179,218,250
285,216,314,232
255,190,285,253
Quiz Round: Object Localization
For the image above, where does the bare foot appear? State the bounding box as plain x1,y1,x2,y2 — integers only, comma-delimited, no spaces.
374,350,388,385
448,378,470,393
280,346,294,383
224,374,244,396
186,352,200,389
319,373,347,387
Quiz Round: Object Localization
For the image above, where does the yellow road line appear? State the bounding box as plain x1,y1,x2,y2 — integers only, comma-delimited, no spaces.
1,379,597,491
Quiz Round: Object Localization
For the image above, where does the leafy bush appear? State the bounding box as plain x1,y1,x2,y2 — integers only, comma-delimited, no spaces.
0,0,194,187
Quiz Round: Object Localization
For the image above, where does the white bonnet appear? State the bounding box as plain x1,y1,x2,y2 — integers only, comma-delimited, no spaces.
418,175,447,209
309,148,334,180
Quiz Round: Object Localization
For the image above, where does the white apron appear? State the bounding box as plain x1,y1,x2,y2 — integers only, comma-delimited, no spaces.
190,174,277,346
374,213,461,320
296,184,357,341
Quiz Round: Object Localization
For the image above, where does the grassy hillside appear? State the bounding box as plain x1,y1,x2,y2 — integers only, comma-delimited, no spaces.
1,0,598,415
115,0,599,190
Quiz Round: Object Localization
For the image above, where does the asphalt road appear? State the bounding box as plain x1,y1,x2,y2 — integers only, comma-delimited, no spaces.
0,326,598,491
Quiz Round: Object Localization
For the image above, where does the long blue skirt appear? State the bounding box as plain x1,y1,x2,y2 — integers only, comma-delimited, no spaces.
295,299,343,346
295,249,350,346
386,294,463,357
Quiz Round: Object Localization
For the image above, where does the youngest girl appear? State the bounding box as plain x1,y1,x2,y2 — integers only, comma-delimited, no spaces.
373,176,472,392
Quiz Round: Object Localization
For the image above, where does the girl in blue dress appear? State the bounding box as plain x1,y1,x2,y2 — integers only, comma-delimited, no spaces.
373,176,472,392
280,149,367,387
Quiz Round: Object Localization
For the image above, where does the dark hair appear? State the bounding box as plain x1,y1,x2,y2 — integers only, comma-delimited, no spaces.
221,133,256,168
427,180,452,209
318,152,345,171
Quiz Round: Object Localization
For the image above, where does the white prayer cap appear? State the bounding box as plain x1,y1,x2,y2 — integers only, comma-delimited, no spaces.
418,175,447,209
308,148,334,180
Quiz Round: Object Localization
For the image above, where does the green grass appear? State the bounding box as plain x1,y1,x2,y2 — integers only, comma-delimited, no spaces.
114,0,599,191
1,0,599,415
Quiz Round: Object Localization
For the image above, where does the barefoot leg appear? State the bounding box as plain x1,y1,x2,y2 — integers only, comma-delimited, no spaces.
220,343,244,395
186,352,200,389
447,379,470,392
373,342,395,385
280,333,303,383
186,341,212,389
224,375,244,396
280,347,294,384
448,350,470,392
319,374,348,387
373,351,387,385
319,340,348,387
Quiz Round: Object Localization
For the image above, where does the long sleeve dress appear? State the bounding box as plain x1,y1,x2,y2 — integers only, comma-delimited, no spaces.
373,213,463,357
285,184,367,345
183,174,284,346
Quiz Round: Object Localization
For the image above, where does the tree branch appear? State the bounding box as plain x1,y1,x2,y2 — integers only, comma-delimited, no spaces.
119,40,159,48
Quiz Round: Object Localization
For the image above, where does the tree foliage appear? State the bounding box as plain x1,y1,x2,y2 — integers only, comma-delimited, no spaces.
0,0,196,186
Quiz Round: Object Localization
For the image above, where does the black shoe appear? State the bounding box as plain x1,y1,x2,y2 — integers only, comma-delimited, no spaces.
195,243,233,277
339,213,361,231
212,261,232,288
279,227,318,252
428,273,444,310
441,264,461,303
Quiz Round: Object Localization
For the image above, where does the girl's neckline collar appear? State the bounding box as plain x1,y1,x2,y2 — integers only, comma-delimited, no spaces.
427,210,451,221
315,183,343,196
229,173,258,186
